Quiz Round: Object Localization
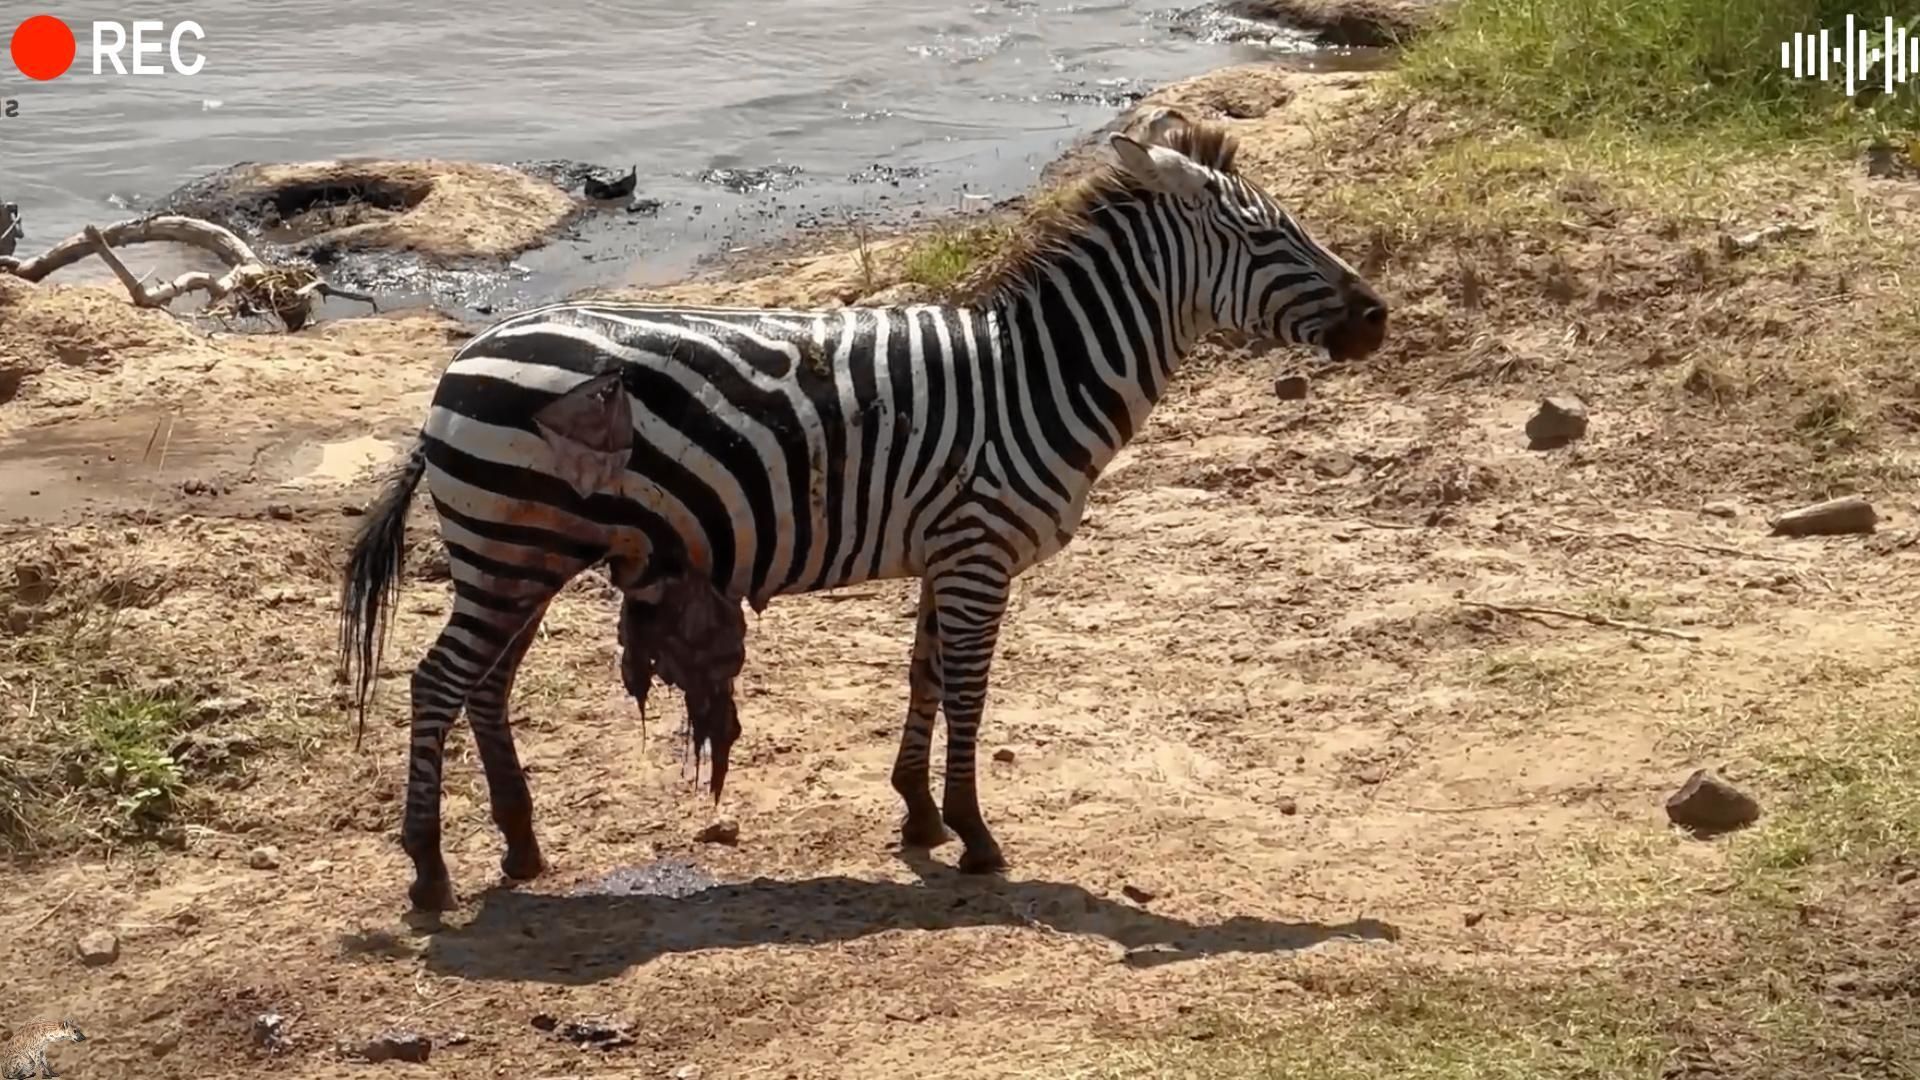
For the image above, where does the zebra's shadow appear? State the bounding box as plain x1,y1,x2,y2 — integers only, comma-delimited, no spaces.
417,850,1400,985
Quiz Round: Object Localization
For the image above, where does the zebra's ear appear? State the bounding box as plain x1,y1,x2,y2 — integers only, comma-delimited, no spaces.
1138,105,1191,147
1110,133,1209,199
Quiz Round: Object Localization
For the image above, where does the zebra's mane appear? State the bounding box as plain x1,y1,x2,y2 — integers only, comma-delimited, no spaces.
958,112,1241,309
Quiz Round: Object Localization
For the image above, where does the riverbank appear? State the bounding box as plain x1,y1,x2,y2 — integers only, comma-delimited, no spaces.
4,18,1920,1078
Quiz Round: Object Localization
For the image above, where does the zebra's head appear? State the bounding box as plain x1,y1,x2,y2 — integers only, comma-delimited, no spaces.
1107,108,1387,363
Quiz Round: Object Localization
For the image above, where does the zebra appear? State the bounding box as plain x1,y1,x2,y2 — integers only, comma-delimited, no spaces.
337,107,1388,911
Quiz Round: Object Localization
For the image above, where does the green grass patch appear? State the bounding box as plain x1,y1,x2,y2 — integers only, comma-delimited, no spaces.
1728,695,1920,904
0,683,308,857
899,222,1012,296
1398,0,1920,143
77,690,194,830
1467,650,1582,708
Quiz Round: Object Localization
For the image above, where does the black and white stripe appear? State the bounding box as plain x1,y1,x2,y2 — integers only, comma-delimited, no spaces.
338,111,1388,910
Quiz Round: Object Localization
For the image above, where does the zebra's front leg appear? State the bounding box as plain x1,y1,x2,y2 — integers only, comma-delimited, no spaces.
931,563,1012,874
891,579,948,849
464,599,551,884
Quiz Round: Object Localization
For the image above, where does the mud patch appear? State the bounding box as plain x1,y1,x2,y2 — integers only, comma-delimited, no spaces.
142,157,611,313
572,858,722,899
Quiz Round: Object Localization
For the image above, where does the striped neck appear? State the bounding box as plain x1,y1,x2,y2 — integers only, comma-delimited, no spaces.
988,199,1216,472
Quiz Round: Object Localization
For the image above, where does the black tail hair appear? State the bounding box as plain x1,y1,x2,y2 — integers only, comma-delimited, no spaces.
337,438,427,750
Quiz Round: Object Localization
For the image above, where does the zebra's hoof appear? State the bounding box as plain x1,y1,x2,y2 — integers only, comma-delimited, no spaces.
957,844,1007,875
501,846,547,882
409,875,458,912
899,812,951,849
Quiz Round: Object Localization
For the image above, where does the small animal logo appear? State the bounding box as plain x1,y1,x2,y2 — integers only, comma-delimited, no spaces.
2,1018,87,1079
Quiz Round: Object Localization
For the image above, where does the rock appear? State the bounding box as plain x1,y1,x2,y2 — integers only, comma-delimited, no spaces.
1770,495,1877,537
993,748,1016,764
1465,911,1486,928
672,1065,704,1080
267,503,294,521
252,1012,291,1053
695,818,739,846
150,1029,182,1057
1310,450,1356,478
530,1014,558,1032
1895,868,1917,886
1701,501,1739,519
194,695,254,720
1273,374,1310,400
1277,797,1299,816
445,1031,471,1047
248,844,281,870
1122,884,1156,904
539,1015,636,1050
1665,768,1762,835
357,1031,432,1063
76,929,119,966
1525,395,1589,450
1354,762,1388,785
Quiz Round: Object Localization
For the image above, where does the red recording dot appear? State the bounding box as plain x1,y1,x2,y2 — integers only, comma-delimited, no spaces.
11,14,76,81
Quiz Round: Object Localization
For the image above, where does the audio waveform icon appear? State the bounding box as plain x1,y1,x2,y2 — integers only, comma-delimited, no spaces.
1781,15,1919,96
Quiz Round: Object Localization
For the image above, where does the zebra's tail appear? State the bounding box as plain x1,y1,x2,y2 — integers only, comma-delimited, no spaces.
338,436,427,751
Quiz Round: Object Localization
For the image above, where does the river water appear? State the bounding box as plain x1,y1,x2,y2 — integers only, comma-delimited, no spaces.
2,1,1374,304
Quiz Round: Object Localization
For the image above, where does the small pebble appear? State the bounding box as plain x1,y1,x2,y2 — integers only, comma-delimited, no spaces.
1665,768,1762,834
993,748,1016,764
1122,884,1156,904
1277,797,1299,816
695,818,740,846
358,1031,431,1063
1770,495,1878,537
1465,911,1486,928
1273,374,1310,400
1895,868,1917,885
1525,394,1589,450
249,845,281,870
76,929,120,966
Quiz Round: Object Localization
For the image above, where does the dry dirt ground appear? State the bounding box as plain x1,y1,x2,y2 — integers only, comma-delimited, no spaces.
3,68,1919,1079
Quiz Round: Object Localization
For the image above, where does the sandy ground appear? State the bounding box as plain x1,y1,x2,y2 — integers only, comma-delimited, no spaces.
2,68,1918,1079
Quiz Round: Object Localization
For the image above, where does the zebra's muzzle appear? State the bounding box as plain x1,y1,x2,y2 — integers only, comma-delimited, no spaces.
1322,278,1389,362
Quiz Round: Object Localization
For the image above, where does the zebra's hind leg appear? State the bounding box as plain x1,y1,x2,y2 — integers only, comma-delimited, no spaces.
891,579,949,849
403,588,562,912
930,560,1012,874
464,598,552,884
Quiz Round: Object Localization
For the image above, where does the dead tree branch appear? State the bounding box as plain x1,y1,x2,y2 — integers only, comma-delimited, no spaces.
1461,599,1702,642
0,213,378,331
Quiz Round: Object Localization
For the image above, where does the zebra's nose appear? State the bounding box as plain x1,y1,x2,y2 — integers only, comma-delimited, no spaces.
1324,276,1388,362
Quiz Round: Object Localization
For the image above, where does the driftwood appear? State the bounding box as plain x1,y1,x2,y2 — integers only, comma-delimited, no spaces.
0,213,377,331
